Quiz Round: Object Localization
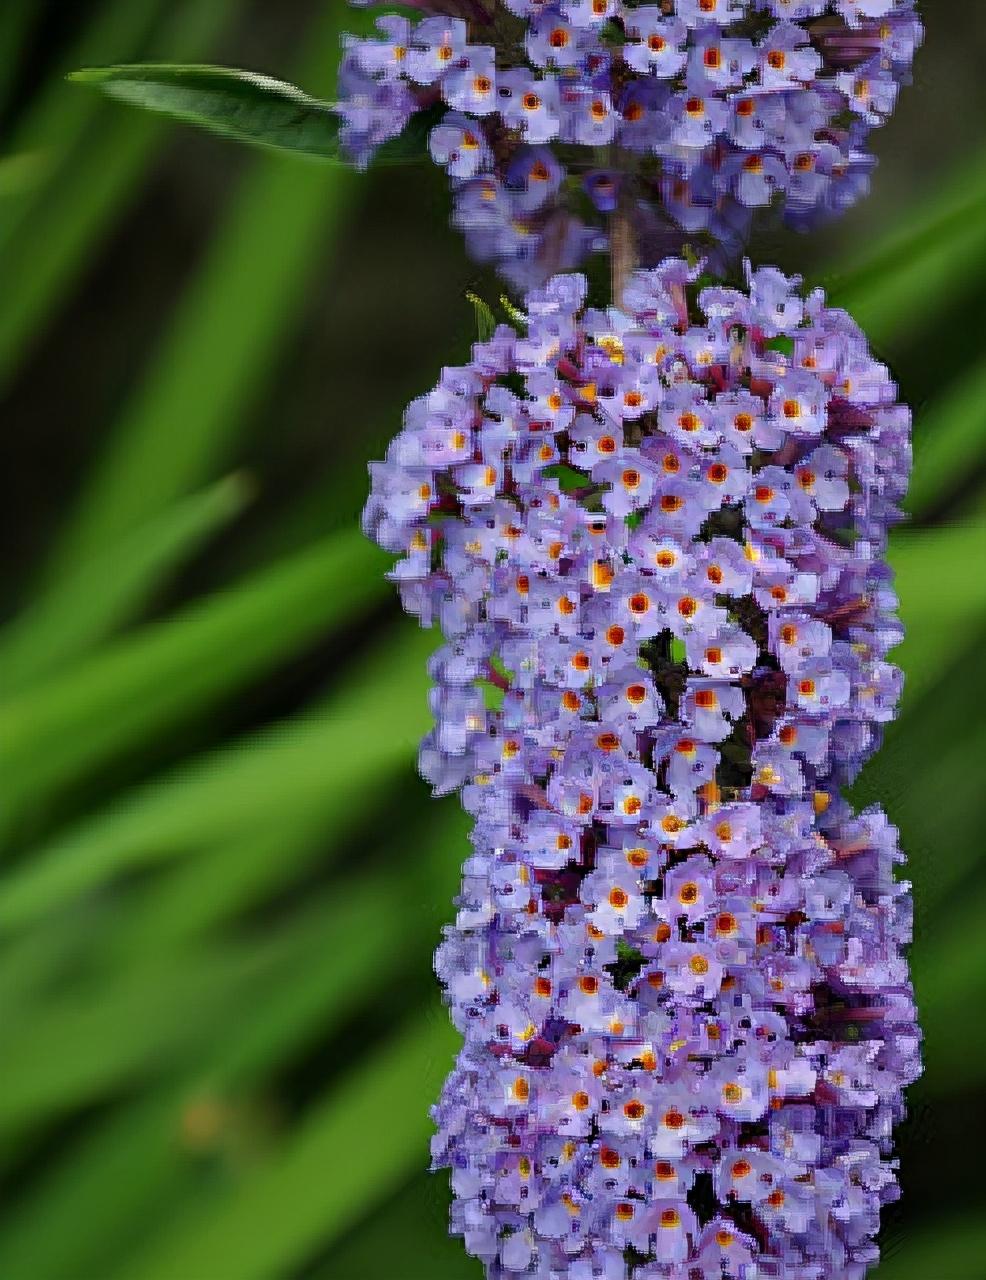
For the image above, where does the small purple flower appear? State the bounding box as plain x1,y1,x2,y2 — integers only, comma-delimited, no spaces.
499,67,561,142
367,261,919,1279
623,12,688,78
442,44,498,114
758,21,823,90
405,15,468,84
339,0,922,285
430,113,492,177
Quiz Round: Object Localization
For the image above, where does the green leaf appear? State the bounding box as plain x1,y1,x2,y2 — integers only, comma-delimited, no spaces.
69,63,346,160
110,820,330,954
0,474,250,692
500,294,528,328
0,1089,196,1280
0,150,49,198
890,521,986,709
850,668,986,922
114,1009,460,1280
872,1216,986,1279
0,908,100,1025
0,624,435,930
907,360,986,518
541,463,591,492
0,835,455,1132
113,794,468,958
0,802,467,1279
828,146,986,345
912,883,986,1095
0,933,283,1130
0,2,38,116
0,0,243,386
0,0,167,248
69,62,435,166
0,529,390,822
466,290,496,343
831,145,986,300
323,1176,484,1280
40,8,357,582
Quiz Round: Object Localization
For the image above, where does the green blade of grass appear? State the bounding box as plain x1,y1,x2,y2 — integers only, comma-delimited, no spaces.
108,819,333,953
0,0,243,384
0,0,167,246
318,1173,482,1280
0,1090,197,1280
824,142,986,314
835,215,986,350
0,895,398,1276
0,150,49,198
0,906,103,1022
0,1,38,115
0,474,249,692
0,529,389,820
111,794,467,956
851,687,986,922
913,883,986,1096
0,858,437,1131
906,361,986,519
114,1009,459,1280
0,808,465,1279
41,5,358,582
889,521,986,709
872,1216,986,1279
0,933,287,1131
0,623,434,929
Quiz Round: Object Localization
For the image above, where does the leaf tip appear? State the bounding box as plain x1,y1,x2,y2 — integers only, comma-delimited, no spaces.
66,67,106,86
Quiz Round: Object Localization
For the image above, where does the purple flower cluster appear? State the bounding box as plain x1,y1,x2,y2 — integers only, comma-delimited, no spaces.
339,1,921,286
363,261,920,1278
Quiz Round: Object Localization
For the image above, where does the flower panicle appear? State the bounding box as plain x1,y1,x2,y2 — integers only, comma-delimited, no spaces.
364,259,919,1279
339,0,922,286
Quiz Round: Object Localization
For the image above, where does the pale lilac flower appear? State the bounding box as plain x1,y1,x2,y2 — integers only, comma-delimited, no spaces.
366,262,919,1278
339,0,922,285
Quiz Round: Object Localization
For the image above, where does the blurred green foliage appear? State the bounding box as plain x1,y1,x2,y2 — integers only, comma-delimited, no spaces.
0,2,984,1278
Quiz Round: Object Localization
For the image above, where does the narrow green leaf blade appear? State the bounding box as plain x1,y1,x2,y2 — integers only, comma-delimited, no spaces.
0,474,249,692
913,883,986,1095
0,625,435,929
320,1173,482,1280
69,62,436,165
0,0,243,385
41,9,356,579
827,145,986,340
466,291,496,343
0,0,168,249
0,940,278,1129
890,521,986,709
115,1010,459,1280
872,1217,986,1279
0,842,452,1131
0,151,49,199
907,361,986,518
0,529,389,817
0,803,466,1279
0,1,38,115
69,64,346,160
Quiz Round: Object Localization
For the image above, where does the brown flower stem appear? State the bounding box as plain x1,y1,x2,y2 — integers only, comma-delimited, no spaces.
610,206,637,310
